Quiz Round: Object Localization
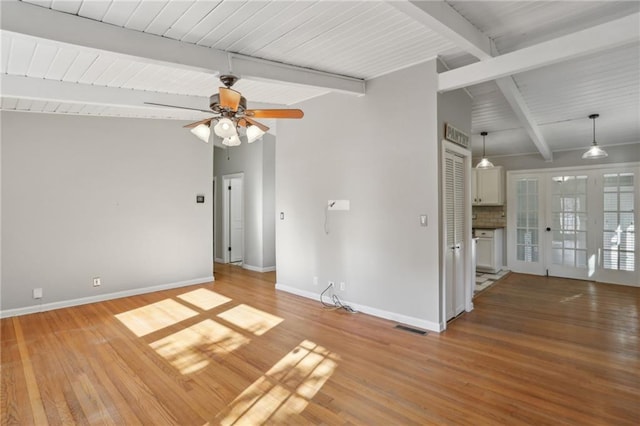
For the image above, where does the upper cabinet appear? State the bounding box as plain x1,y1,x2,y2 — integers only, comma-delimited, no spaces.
472,166,505,206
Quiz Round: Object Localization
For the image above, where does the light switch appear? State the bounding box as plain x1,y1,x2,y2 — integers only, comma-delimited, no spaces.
420,214,428,227
280,212,285,220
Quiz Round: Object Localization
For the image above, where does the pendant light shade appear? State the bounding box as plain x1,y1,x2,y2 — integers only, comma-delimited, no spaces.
582,114,608,160
476,131,494,169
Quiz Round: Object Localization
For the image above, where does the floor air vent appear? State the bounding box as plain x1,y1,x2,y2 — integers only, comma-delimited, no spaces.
395,324,427,335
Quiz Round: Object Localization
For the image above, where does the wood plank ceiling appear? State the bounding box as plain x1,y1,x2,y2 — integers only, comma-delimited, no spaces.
1,0,639,158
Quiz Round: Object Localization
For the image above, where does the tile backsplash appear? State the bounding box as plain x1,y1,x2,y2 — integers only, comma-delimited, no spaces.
472,205,506,228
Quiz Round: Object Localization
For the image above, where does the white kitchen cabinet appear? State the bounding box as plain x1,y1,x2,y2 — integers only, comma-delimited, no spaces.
475,228,503,273
472,167,505,205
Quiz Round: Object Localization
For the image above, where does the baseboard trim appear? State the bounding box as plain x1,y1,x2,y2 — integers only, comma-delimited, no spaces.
0,276,215,319
275,283,442,333
243,264,276,273
215,257,225,263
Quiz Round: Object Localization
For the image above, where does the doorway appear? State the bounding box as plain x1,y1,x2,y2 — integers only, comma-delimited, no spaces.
442,142,474,325
507,164,639,286
223,173,244,265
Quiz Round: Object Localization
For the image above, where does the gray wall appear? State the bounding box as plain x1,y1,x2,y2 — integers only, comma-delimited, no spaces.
482,143,640,170
1,111,213,312
275,61,446,329
213,134,276,270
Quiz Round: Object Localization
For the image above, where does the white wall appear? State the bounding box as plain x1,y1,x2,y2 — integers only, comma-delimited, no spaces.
1,111,213,314
275,61,445,330
213,134,276,271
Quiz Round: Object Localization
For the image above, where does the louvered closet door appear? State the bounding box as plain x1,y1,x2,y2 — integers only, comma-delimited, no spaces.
445,152,466,320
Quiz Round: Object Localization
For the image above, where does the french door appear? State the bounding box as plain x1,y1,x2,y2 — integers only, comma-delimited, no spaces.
547,174,589,280
507,165,639,286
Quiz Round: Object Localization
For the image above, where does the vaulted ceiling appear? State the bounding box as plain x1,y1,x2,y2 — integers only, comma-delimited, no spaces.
1,0,639,160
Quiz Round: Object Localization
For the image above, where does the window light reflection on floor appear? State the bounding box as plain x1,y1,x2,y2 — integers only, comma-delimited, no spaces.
216,340,339,425
150,319,250,375
178,288,232,311
217,304,283,336
115,299,198,337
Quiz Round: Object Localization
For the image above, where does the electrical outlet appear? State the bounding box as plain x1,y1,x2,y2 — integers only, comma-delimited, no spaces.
328,281,335,288
340,282,346,291
33,288,43,299
93,277,101,287
313,276,318,285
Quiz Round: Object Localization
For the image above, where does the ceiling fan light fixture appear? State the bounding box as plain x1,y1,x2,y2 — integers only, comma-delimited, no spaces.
213,117,236,138
189,123,210,143
475,131,494,169
246,124,266,143
582,114,608,160
222,134,241,147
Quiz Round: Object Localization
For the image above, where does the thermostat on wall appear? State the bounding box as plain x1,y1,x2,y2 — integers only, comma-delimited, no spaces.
196,195,205,203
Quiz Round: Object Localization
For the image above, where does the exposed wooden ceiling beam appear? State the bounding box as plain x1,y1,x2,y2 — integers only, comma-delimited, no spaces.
390,0,554,161
438,12,640,92
0,0,365,96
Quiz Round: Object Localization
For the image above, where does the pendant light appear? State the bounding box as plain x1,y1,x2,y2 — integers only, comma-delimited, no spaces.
582,114,608,159
476,131,494,169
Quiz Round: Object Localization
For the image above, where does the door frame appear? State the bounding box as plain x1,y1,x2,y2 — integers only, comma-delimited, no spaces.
222,172,244,264
440,140,474,330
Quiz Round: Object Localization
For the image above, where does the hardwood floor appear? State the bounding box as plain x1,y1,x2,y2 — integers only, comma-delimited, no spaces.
2,265,639,425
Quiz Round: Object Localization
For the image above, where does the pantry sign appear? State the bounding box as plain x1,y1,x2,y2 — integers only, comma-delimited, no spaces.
444,123,469,149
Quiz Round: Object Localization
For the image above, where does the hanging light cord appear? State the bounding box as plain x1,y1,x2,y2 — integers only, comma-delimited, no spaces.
482,134,486,157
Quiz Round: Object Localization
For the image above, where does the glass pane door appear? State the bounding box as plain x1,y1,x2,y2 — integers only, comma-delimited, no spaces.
508,176,544,275
597,171,638,285
547,175,589,279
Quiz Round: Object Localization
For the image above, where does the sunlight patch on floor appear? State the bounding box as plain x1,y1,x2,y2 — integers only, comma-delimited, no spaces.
150,319,250,375
115,299,198,337
217,304,283,336
560,293,584,303
178,288,232,311
217,340,338,425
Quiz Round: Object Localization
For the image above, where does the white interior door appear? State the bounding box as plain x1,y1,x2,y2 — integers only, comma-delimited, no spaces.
223,175,244,264
596,169,638,285
444,152,466,320
508,176,544,275
546,174,589,280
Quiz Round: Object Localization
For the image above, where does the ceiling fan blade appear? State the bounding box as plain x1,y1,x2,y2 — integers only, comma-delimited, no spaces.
144,102,212,114
245,109,304,119
183,117,215,129
219,87,241,111
243,117,270,132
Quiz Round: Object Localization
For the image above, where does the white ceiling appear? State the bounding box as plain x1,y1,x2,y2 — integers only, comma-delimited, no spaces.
1,0,639,159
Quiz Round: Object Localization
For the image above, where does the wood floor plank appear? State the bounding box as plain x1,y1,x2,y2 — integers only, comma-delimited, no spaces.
12,318,48,425
2,265,639,425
